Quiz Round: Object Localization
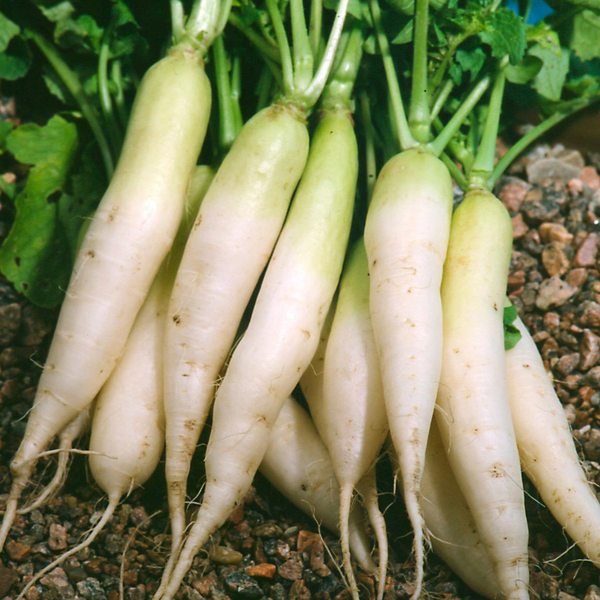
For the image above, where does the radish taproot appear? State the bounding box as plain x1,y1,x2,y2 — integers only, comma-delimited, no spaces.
14,162,212,600
507,308,600,567
435,188,529,600
163,103,309,551
301,237,389,600
156,87,357,600
16,406,92,516
0,24,219,549
388,424,501,599
260,397,377,575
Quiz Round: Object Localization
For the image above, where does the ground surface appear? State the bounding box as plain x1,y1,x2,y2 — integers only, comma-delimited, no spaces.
2,142,600,600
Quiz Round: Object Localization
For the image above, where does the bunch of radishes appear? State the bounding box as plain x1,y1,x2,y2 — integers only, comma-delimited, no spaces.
2,0,600,599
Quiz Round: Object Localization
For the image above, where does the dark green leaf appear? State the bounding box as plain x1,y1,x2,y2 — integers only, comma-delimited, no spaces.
0,121,13,148
479,8,527,64
505,55,543,84
59,143,105,260
529,43,570,101
0,12,20,53
391,20,414,44
503,305,522,350
0,115,79,307
449,60,463,84
0,35,33,80
108,0,148,58
455,46,486,82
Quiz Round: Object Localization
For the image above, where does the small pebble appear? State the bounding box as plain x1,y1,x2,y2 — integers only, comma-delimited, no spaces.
575,233,599,267
48,523,68,551
208,545,244,565
289,579,311,600
536,276,577,310
76,577,107,600
246,563,277,579
0,564,18,597
279,553,304,581
0,303,21,346
585,584,600,600
584,429,600,461
224,571,264,600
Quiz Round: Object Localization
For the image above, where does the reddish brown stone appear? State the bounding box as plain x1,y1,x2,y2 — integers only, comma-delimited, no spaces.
296,530,321,553
289,580,311,600
580,330,600,370
192,572,218,595
508,270,525,290
574,233,599,267
278,553,304,580
245,563,277,579
566,268,588,291
5,539,31,561
498,177,531,212
511,213,529,240
580,166,600,189
542,242,570,276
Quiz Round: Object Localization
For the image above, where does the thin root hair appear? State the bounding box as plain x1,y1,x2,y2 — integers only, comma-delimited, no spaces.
119,509,161,600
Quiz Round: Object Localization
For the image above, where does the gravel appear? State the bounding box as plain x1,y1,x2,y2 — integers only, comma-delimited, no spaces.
2,145,600,600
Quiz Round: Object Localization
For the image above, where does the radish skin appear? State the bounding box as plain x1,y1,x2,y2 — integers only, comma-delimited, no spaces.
16,406,92,515
507,310,600,566
260,397,377,575
14,163,212,600
389,425,501,599
301,238,389,600
364,148,453,597
163,103,309,551
0,48,211,551
157,108,357,600
435,190,529,600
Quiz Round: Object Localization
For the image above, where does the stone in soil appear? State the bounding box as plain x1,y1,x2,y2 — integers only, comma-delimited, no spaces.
224,571,264,600
536,276,577,310
0,563,18,597
0,302,21,346
289,579,311,600
278,553,304,581
580,330,600,370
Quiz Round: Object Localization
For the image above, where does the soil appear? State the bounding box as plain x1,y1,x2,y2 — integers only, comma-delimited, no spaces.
2,139,600,600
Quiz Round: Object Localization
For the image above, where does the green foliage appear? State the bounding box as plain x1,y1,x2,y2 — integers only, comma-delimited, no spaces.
479,8,526,64
0,116,81,308
0,12,32,80
528,43,570,101
571,9,600,61
503,305,522,350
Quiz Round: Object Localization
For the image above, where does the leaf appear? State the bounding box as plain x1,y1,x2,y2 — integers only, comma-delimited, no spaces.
571,9,600,61
58,143,106,260
39,1,105,53
505,55,543,84
391,20,414,44
503,305,522,350
0,115,79,307
0,121,12,148
108,0,148,58
479,8,527,64
0,12,20,53
323,0,365,21
529,42,570,101
545,0,600,12
456,46,486,81
0,35,33,80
